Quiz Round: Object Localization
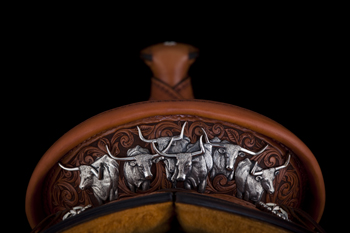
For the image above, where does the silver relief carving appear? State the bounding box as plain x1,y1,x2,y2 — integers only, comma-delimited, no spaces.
106,144,163,192
57,121,294,211
137,122,187,151
58,153,119,205
209,133,268,181
235,154,291,203
153,134,212,193
139,122,190,187
257,202,290,221
62,204,92,220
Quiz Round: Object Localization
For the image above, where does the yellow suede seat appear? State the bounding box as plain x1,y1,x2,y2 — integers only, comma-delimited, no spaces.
46,193,173,233
43,192,311,233
174,192,308,233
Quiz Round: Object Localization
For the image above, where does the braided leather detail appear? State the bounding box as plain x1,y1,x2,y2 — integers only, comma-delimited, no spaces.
149,76,194,100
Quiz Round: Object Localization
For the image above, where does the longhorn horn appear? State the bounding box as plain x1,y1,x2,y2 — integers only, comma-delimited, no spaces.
210,143,226,148
240,144,268,156
152,138,176,158
191,135,205,157
58,163,79,171
208,136,226,148
173,122,187,140
275,154,291,171
137,126,157,143
151,139,173,158
151,153,162,159
251,154,291,176
105,145,136,161
251,161,263,176
89,165,103,180
201,127,210,143
90,166,99,178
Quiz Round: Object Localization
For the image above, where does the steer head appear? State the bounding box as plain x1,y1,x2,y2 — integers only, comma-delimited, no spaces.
210,139,268,172
78,165,100,190
200,127,268,172
153,136,191,179
153,135,205,181
58,163,102,190
174,154,193,181
138,122,188,180
250,154,291,194
106,145,162,180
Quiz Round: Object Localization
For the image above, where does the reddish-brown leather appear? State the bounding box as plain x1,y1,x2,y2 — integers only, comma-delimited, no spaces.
26,100,325,227
26,43,325,230
140,43,197,100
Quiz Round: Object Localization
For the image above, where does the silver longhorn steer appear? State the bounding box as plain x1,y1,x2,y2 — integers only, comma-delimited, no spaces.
235,154,291,203
58,153,119,205
153,135,212,193
185,128,213,176
106,144,167,192
138,122,190,187
208,132,268,180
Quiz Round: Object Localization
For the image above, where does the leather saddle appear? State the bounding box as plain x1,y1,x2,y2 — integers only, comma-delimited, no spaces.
26,42,326,233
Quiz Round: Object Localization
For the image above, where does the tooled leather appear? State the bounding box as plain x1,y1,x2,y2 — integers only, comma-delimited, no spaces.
27,99,324,228
26,42,325,229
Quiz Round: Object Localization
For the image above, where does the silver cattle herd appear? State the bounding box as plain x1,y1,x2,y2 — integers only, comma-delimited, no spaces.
58,122,290,205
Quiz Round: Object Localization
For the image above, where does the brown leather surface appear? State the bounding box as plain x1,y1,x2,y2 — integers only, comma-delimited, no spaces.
26,42,325,230
141,42,197,100
44,115,304,215
26,99,325,228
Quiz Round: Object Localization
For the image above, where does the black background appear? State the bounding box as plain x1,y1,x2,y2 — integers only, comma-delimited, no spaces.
17,23,344,232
